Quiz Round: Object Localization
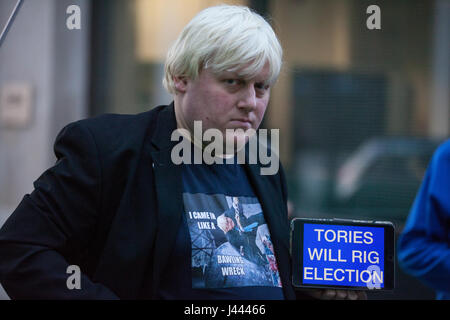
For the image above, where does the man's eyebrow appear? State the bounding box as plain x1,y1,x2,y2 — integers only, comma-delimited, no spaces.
218,70,270,84
220,70,240,78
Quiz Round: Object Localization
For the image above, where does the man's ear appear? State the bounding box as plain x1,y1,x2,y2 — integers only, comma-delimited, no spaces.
173,76,188,93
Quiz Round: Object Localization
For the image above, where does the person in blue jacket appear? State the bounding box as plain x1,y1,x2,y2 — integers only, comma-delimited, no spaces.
398,139,450,300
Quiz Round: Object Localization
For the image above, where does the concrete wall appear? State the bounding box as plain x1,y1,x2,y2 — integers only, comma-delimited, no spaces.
0,0,91,299
0,0,90,208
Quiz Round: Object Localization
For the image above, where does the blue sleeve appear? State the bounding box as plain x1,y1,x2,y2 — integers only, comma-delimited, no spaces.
397,139,450,294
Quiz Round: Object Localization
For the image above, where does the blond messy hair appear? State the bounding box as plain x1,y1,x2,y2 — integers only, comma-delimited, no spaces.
163,5,283,94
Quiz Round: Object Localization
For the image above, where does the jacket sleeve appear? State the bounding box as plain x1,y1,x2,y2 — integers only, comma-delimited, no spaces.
398,140,450,294
0,121,119,299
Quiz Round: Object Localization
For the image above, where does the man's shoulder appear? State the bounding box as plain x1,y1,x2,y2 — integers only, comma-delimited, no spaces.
66,105,169,148
80,104,167,133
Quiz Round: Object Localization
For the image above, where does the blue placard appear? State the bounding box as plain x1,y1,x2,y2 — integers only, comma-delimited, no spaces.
302,223,384,288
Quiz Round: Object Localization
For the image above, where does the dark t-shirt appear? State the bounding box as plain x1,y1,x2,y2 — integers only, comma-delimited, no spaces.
157,157,285,300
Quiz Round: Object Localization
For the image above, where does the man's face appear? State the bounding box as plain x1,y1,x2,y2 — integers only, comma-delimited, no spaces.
217,214,235,233
175,62,271,147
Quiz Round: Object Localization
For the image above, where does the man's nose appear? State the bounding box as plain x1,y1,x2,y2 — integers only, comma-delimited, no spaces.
237,85,257,111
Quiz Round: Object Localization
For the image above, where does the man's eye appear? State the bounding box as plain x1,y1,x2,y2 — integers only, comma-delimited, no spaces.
225,79,238,85
255,83,269,91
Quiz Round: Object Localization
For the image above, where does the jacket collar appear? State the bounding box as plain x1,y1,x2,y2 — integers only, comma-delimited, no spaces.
151,101,178,151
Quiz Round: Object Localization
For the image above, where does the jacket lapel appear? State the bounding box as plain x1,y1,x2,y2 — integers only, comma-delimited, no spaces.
149,104,184,297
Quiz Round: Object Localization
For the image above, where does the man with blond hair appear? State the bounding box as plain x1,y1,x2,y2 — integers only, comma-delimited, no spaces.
0,5,362,300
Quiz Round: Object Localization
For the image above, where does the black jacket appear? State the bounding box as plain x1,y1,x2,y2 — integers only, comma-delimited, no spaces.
0,103,299,299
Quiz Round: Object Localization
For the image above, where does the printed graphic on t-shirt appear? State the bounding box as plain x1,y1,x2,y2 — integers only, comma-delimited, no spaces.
183,193,283,289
